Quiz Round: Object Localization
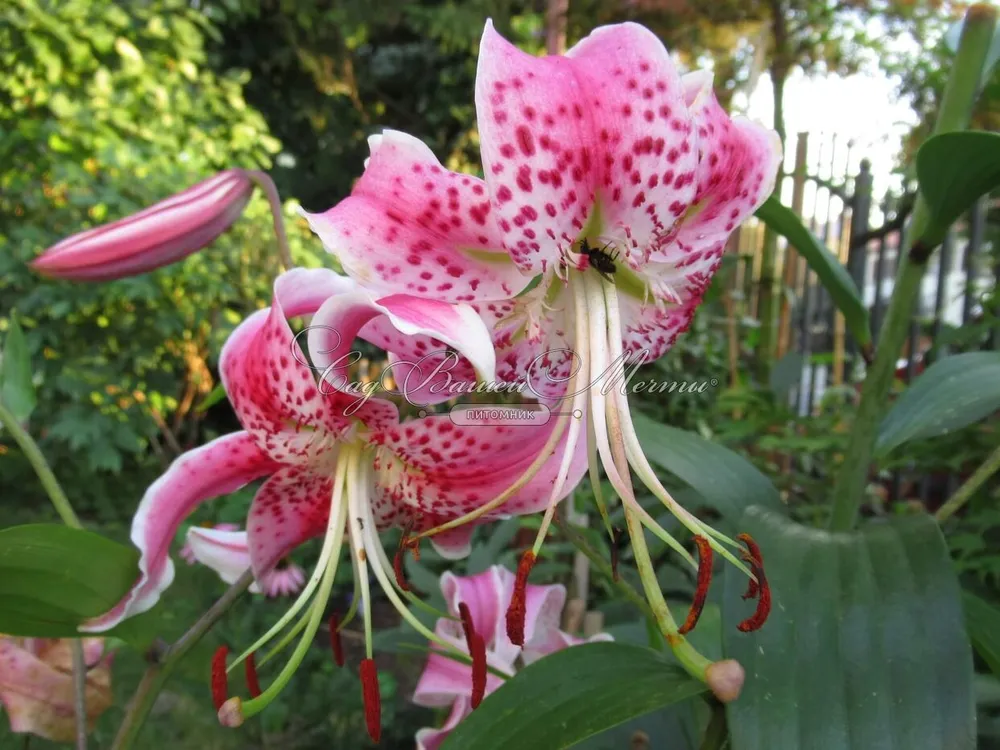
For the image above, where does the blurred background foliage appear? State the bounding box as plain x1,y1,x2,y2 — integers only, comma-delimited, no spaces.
2,0,997,748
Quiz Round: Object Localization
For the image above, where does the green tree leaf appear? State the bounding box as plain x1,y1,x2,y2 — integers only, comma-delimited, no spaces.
754,195,872,349
916,131,1000,248
439,643,706,750
964,591,1000,678
723,507,974,750
1,313,37,423
876,352,1000,457
631,412,784,516
0,524,139,637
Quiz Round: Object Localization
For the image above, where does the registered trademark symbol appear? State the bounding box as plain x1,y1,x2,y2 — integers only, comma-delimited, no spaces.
710,378,719,387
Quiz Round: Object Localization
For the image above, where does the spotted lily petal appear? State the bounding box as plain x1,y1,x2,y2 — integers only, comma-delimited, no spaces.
303,129,528,302
81,432,279,631
308,290,496,403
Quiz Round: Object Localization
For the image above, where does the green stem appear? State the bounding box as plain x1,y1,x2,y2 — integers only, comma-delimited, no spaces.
247,171,294,272
0,401,82,529
111,570,254,750
828,3,997,532
72,640,88,750
935,444,1000,523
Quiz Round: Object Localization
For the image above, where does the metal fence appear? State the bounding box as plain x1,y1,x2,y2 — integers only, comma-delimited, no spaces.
730,131,998,501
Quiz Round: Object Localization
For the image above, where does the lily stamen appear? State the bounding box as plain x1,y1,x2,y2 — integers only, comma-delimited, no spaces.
211,646,230,712
328,613,345,667
245,653,262,699
678,536,713,635
359,658,382,743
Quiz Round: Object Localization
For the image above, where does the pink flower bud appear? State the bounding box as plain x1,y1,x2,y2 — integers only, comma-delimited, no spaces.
31,169,254,281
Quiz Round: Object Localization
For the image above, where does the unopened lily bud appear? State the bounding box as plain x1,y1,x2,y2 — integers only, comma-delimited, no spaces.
31,169,254,282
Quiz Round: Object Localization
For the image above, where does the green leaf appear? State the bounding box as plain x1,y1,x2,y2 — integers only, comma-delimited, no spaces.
0,524,139,637
631,411,784,516
876,352,1000,457
755,195,871,349
440,643,706,750
1,314,37,422
723,507,974,750
195,382,227,413
963,591,1000,678
916,131,1000,247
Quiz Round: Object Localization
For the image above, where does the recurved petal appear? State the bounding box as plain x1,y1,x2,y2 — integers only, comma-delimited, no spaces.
308,290,496,405
440,567,517,664
245,466,335,579
373,414,588,549
185,527,264,595
521,630,615,665
303,129,527,302
81,432,280,632
220,268,394,461
653,72,782,260
415,697,471,750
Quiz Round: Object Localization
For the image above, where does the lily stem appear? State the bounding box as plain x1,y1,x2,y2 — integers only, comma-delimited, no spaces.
0,401,82,529
935,443,1000,523
111,569,255,750
247,171,295,272
0,402,90,745
72,640,88,750
827,4,997,532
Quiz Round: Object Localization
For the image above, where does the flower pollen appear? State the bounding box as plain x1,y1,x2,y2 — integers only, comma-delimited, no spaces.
678,535,712,635
329,613,345,667
245,652,262,699
360,658,382,743
211,645,230,711
505,550,536,646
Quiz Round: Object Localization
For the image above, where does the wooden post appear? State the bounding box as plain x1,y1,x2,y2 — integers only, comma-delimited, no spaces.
776,133,809,359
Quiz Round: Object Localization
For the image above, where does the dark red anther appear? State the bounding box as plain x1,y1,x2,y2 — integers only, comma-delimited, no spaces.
737,533,763,600
678,536,713,635
470,633,487,709
360,658,382,743
210,645,229,711
329,613,345,667
245,651,262,698
458,602,476,644
610,526,623,582
736,533,771,632
505,550,536,646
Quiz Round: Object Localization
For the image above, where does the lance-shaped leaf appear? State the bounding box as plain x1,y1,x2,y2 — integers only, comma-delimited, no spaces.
964,591,1000,679
0,524,140,637
754,195,871,349
0,313,36,423
723,507,974,750
631,411,784,517
440,642,706,750
916,131,1000,248
876,351,1000,458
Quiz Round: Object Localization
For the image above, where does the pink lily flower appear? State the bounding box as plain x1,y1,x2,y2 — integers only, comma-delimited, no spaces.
80,267,585,739
303,21,780,690
0,637,113,742
31,169,253,282
184,526,307,598
413,565,612,750
179,521,241,564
